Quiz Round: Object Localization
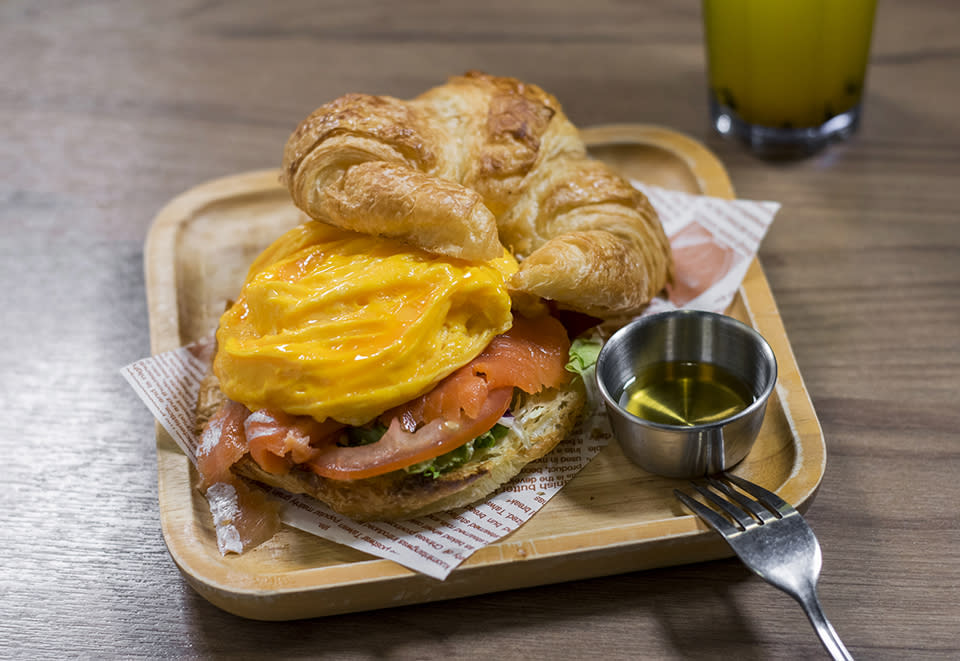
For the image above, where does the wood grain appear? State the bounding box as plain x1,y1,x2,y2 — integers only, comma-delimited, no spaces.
1,0,958,658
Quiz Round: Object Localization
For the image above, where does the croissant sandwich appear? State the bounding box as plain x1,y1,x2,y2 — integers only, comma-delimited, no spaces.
195,72,673,551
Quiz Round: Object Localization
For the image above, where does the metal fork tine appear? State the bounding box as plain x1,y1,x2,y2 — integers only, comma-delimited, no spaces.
707,477,779,523
674,489,740,536
725,473,797,517
675,475,852,660
690,482,755,530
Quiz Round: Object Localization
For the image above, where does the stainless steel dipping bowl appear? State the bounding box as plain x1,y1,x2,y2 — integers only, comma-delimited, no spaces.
596,310,777,478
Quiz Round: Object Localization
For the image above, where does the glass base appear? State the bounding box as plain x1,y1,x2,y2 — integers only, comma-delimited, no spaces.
710,97,862,158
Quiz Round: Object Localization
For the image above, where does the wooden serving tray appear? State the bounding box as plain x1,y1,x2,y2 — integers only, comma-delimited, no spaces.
145,124,825,620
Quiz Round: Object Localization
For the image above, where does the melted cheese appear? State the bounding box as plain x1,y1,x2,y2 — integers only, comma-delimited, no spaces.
214,222,517,425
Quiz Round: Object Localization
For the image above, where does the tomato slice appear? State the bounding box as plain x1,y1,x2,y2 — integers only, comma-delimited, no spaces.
306,387,512,480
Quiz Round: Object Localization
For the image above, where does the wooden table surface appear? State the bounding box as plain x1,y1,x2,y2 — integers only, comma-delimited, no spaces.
2,1,957,658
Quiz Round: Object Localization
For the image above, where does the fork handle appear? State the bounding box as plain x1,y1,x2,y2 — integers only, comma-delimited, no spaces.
796,588,854,660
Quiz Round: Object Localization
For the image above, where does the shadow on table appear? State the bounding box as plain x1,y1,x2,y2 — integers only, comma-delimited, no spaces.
181,557,767,659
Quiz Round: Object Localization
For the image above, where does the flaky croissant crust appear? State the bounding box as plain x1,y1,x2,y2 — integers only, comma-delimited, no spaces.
282,71,673,318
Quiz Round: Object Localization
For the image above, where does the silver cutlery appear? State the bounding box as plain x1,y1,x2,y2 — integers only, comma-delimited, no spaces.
675,474,852,660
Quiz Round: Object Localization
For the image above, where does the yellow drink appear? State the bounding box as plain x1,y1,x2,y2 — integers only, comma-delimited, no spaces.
702,0,876,143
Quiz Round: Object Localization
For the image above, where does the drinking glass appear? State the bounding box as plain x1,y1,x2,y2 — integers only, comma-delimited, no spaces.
702,0,877,157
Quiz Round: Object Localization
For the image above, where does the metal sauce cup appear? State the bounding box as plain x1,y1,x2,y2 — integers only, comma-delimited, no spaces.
596,310,777,478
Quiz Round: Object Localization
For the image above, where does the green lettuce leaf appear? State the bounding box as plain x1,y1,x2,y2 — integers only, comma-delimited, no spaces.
342,422,387,446
565,336,602,375
405,423,509,479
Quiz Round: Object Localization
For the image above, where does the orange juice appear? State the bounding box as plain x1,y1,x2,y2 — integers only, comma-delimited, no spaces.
703,0,876,130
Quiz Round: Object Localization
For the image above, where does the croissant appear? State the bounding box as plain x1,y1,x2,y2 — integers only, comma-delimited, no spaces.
282,71,673,318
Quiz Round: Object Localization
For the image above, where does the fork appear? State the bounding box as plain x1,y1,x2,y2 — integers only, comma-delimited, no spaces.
675,474,853,661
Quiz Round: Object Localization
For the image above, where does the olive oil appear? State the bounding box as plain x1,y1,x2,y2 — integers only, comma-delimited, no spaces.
618,361,755,427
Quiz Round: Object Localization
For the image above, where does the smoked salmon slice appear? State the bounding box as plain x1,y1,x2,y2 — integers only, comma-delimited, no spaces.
394,313,571,424
196,399,281,553
197,399,250,487
244,410,343,475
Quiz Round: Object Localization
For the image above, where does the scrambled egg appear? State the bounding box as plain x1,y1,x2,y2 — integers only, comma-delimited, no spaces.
214,222,517,425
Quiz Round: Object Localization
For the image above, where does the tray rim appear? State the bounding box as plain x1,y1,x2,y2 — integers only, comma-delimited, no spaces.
144,123,826,619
